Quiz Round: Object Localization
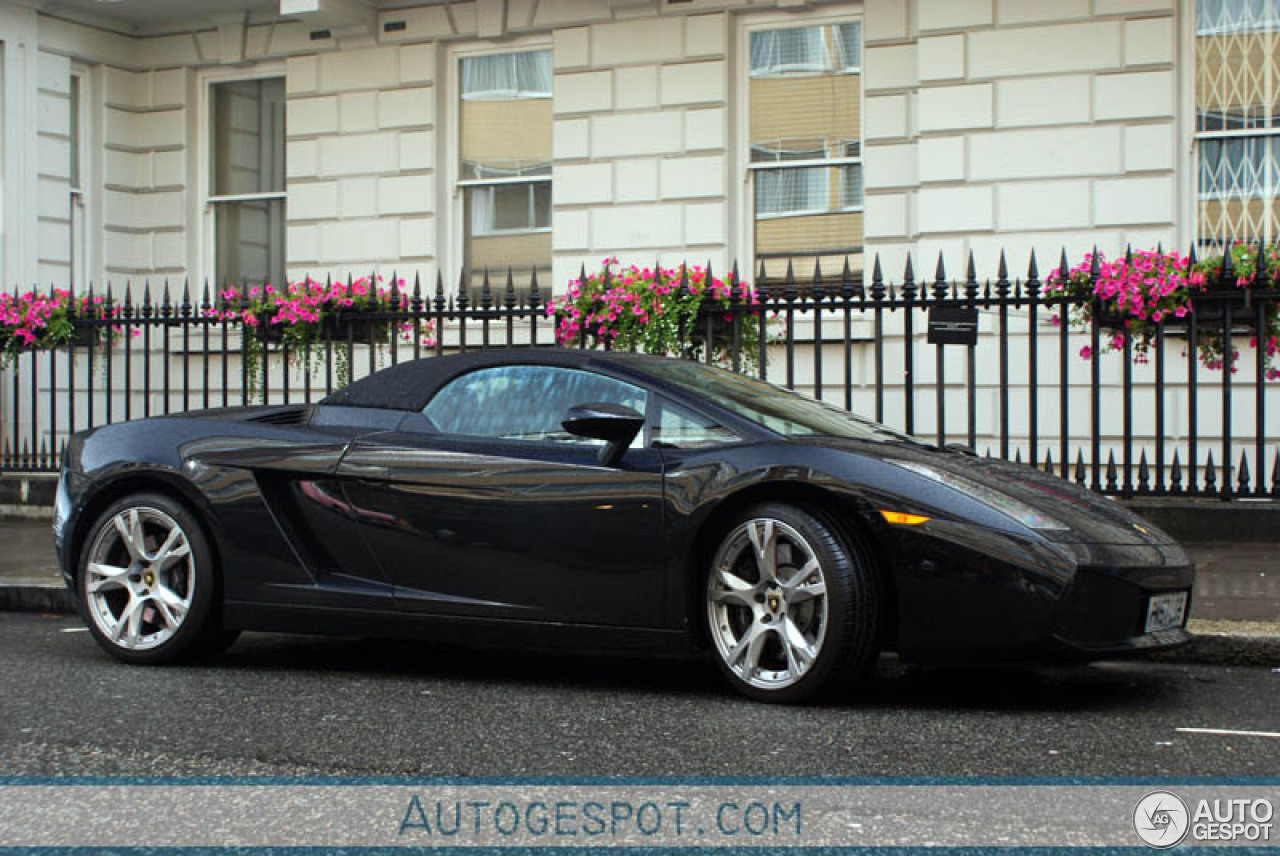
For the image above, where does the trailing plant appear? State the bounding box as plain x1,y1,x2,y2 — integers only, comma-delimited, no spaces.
546,258,765,371
208,275,436,400
1047,246,1279,380
0,289,131,370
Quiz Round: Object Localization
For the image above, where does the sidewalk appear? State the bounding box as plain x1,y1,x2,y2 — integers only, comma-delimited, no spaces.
2,516,1276,663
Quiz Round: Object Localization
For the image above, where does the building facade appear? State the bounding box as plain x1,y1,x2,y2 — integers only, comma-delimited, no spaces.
1,0,1254,298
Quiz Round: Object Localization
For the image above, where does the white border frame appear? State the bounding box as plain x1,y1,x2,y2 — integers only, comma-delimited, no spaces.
733,6,865,272
190,61,285,289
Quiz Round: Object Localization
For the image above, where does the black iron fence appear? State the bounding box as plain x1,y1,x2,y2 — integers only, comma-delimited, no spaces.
2,250,1278,501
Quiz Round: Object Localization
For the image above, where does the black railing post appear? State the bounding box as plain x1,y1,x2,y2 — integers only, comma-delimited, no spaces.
902,254,916,436
995,251,1011,460
933,253,948,448
1089,248,1102,492
1219,246,1235,499
1026,251,1041,468
871,254,885,424
1252,242,1269,496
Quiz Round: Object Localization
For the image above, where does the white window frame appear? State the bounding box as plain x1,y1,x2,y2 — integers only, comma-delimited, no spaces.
194,62,286,289
445,37,552,289
735,10,865,264
68,63,100,287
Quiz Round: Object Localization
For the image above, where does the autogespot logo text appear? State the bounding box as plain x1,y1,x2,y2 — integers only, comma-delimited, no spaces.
1133,791,1190,849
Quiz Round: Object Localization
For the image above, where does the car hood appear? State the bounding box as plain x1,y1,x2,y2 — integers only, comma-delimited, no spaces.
800,437,1177,547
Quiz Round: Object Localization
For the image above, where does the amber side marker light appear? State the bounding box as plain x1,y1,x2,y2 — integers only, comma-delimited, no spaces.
879,510,931,526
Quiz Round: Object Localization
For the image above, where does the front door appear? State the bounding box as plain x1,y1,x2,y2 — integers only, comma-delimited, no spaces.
337,364,668,627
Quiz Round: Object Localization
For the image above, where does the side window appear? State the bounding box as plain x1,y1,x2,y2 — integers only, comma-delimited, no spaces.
653,399,740,449
424,365,648,443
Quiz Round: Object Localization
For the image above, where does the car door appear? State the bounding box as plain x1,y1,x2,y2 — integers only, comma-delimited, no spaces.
336,364,669,627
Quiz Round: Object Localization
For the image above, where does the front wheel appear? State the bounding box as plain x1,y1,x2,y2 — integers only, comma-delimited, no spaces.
705,503,879,703
78,492,236,665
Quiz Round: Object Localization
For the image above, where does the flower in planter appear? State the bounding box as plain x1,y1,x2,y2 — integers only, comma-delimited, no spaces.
0,289,132,369
209,275,437,397
1047,246,1279,381
547,258,765,370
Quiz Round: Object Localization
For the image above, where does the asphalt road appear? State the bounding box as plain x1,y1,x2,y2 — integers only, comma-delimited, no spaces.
2,612,1277,778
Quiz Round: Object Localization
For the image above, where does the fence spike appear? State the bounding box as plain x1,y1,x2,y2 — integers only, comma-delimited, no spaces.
841,257,855,299
1026,250,1041,299
21,438,31,470
1238,450,1252,494
1170,449,1183,492
1138,450,1150,492
1014,448,1022,464
1125,243,1133,267
902,253,915,293
1255,242,1271,289
1219,240,1235,287
480,268,492,309
504,268,516,308
2,437,11,468
411,272,423,312
871,253,885,302
782,258,796,300
933,252,948,301
1204,450,1218,492
39,438,49,471
995,250,1010,297
180,280,191,317
201,281,211,313
456,268,469,310
389,269,401,306
1043,448,1054,475
161,280,173,318
1075,449,1086,485
1105,450,1118,492
1188,242,1198,267
527,267,542,310
435,270,446,312
811,259,824,300
965,251,978,300
1272,448,1280,497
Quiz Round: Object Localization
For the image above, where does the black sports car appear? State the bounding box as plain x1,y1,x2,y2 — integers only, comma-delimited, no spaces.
54,349,1193,703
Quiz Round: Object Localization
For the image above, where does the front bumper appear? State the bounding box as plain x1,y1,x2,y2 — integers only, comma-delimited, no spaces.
52,469,89,593
1049,557,1195,658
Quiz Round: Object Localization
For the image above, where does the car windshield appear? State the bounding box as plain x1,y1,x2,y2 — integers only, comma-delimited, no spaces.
638,360,917,443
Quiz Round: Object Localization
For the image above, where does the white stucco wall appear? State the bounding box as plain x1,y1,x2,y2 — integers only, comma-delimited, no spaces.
864,0,1180,280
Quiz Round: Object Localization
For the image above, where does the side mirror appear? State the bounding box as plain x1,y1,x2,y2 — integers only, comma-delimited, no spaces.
562,402,645,467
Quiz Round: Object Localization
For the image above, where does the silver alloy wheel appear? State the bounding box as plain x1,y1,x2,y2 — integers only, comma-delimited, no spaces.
706,517,829,690
84,506,195,652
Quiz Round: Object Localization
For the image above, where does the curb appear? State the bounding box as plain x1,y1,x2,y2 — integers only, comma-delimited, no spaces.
0,580,74,614
1,580,1275,667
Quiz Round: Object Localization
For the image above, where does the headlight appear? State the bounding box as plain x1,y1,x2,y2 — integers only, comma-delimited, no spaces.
889,459,1069,531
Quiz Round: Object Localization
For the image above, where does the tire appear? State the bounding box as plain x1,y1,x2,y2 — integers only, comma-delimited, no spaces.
704,502,880,703
77,492,237,665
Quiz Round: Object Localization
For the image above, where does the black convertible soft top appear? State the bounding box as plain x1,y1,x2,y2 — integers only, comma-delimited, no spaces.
319,348,652,412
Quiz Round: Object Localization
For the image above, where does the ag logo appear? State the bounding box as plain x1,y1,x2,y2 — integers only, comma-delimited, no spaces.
1134,791,1190,848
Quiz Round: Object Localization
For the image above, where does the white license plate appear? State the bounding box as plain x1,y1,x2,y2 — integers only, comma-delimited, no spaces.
1145,591,1189,633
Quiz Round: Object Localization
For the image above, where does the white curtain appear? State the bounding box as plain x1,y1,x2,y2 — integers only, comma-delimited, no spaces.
1197,0,1280,34
1200,136,1280,198
750,26,827,76
755,167,829,216
461,50,552,99
834,23,861,71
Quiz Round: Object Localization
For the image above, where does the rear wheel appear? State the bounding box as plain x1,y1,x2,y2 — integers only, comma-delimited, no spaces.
705,502,879,703
78,492,237,664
